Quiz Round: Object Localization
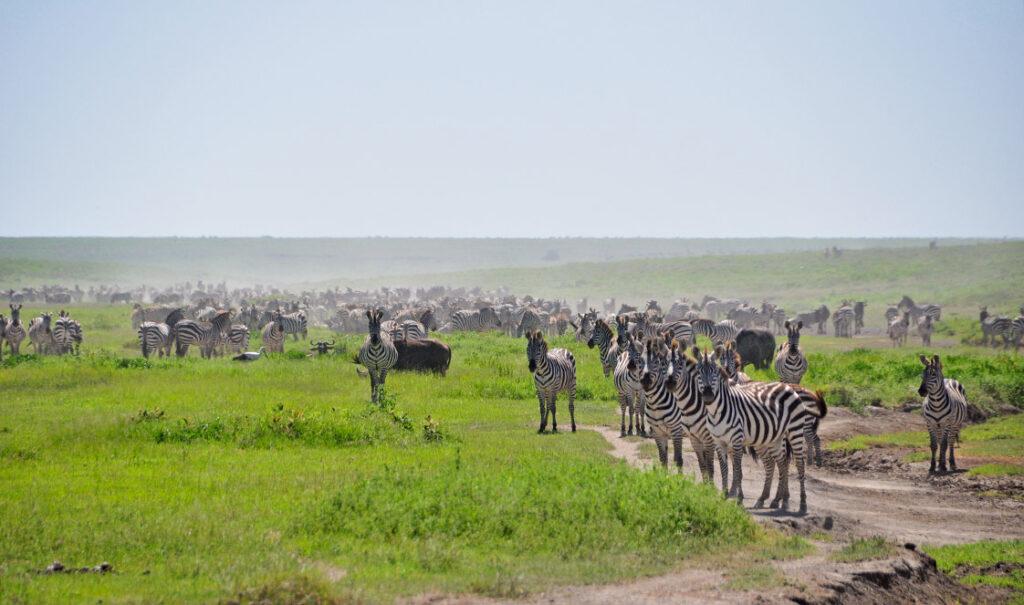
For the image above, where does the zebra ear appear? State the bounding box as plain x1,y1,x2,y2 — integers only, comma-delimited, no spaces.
919,355,929,366
932,355,941,369
692,346,700,359
784,320,790,329
365,310,372,320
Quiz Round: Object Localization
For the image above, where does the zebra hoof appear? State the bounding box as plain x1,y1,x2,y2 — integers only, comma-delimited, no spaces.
571,425,576,433
537,428,546,434
753,499,765,509
798,502,807,515
620,430,627,438
552,427,558,433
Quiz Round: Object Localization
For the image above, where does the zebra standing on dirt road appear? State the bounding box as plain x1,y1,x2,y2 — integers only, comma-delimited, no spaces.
525,330,577,433
359,309,398,404
774,320,808,384
918,355,968,474
694,348,826,512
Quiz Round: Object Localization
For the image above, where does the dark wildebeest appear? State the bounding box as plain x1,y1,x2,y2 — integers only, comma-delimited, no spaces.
734,328,776,370
394,338,452,376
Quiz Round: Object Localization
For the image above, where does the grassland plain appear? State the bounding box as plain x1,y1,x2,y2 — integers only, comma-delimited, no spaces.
3,305,1023,603
0,236,989,287
352,241,1024,323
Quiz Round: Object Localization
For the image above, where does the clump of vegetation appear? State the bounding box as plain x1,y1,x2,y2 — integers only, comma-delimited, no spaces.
831,536,894,563
422,415,450,443
926,540,1024,598
129,408,165,423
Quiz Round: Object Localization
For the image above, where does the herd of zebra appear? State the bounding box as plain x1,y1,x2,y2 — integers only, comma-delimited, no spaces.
0,304,83,360
134,307,309,359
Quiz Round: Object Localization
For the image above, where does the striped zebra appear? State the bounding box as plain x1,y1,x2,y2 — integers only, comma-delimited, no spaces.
526,331,577,433
690,318,738,346
898,295,941,323
1010,315,1024,352
633,316,695,347
715,341,749,384
52,311,77,355
613,333,646,437
917,315,934,347
138,321,171,358
734,378,827,469
884,304,899,324
832,305,854,338
918,355,968,474
979,307,1013,348
586,318,619,378
774,320,808,384
887,313,910,347
445,308,501,332
260,312,286,353
0,314,6,361
280,311,307,341
639,339,720,485
571,309,597,342
694,348,826,512
517,307,545,338
359,309,398,404
4,304,26,355
227,324,250,354
853,301,866,335
174,311,232,358
398,320,427,341
28,313,54,355
794,305,829,335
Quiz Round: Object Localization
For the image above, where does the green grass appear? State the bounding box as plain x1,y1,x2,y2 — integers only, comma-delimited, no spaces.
926,541,1024,600
0,322,760,603
830,537,895,563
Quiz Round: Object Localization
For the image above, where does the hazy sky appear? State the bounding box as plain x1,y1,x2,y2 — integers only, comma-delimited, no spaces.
1,1,1022,237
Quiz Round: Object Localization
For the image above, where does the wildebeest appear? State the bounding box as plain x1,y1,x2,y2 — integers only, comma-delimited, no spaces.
394,338,452,376
733,328,776,370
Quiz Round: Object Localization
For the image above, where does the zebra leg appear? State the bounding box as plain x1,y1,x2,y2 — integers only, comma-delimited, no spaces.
754,448,773,509
369,371,379,404
730,444,744,503
949,430,958,470
655,435,669,468
928,430,938,474
771,451,791,510
549,394,558,433
672,434,684,472
939,431,949,473
636,392,648,437
536,390,548,433
568,385,577,433
618,393,630,436
704,446,717,485
795,451,807,514
717,445,730,495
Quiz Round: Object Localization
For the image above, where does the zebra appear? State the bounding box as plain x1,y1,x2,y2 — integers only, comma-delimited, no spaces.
280,311,308,341
0,313,5,361
586,318,619,378
359,309,398,404
884,304,899,325
715,341,749,384
979,307,1013,348
774,320,808,385
794,305,829,335
853,301,867,335
1010,315,1024,353
445,308,501,332
397,319,427,341
517,307,545,338
832,305,855,338
51,311,77,355
919,355,968,474
898,295,941,323
570,309,597,342
525,330,577,433
174,311,232,358
690,318,738,346
260,312,286,353
28,312,54,355
917,315,934,347
887,313,910,347
735,378,827,469
613,333,646,437
639,339,720,485
633,316,695,347
138,321,171,358
227,324,251,354
693,347,826,512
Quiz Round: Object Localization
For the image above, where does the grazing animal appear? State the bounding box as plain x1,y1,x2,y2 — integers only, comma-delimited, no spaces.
586,318,619,378
280,311,308,341
359,309,398,403
446,308,501,332
852,301,867,334
632,316,695,347
663,343,723,485
28,313,54,355
394,338,452,375
571,308,598,342
979,307,1013,348
260,312,286,353
794,305,829,335
917,315,934,346
899,295,941,323
918,355,968,474
526,331,577,433
613,332,646,437
0,313,5,361
309,340,336,356
138,322,171,358
694,348,825,512
517,307,545,338
690,318,739,346
887,313,910,347
227,324,251,354
832,305,855,338
715,341,750,384
174,311,232,358
233,347,265,362
733,328,775,370
51,311,77,355
774,320,808,384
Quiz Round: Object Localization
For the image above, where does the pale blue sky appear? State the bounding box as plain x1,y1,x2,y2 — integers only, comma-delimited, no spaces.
1,1,1021,237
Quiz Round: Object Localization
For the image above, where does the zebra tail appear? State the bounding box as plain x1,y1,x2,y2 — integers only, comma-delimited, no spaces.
747,447,759,463
813,390,828,419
